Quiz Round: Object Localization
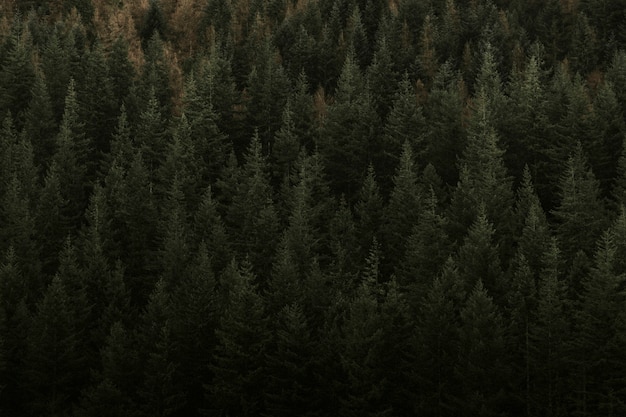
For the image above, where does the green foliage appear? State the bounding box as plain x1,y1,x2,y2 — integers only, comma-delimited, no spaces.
2,2,626,416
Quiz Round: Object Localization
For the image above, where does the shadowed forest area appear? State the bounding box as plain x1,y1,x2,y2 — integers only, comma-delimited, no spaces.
1,0,626,415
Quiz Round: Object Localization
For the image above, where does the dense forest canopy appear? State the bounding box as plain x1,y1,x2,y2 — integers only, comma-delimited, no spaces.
1,0,626,415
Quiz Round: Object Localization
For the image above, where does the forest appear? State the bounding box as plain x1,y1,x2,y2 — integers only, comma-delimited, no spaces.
1,0,626,415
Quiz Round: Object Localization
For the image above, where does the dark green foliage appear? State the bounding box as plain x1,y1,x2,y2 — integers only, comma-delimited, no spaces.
207,260,269,417
552,143,608,265
3,2,626,416
24,275,85,416
318,49,380,198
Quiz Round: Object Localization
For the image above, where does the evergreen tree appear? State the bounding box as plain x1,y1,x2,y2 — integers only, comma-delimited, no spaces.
422,61,465,186
456,280,509,416
23,68,56,170
457,207,505,304
530,238,571,417
381,141,422,275
52,78,91,233
134,277,184,417
182,73,231,184
226,132,280,277
23,275,85,416
396,187,451,305
193,185,231,274
381,72,426,191
0,17,35,128
264,303,319,417
207,260,269,417
318,49,380,198
570,230,626,415
552,142,607,265
354,164,384,262
447,86,514,244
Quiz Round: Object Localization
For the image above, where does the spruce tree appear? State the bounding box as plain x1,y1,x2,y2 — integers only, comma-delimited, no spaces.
530,238,571,417
24,275,85,416
207,260,269,417
456,280,509,416
552,142,607,265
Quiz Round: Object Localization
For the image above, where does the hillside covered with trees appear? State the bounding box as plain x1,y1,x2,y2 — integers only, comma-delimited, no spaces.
1,0,626,415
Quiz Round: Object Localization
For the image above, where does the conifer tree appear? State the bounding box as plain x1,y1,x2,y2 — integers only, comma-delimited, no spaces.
182,73,231,184
207,260,269,417
422,61,465,186
23,68,56,170
246,39,291,149
570,230,626,415
52,78,91,232
354,164,384,262
36,162,66,275
397,187,451,304
24,275,85,416
134,88,168,186
366,36,398,121
107,36,135,108
457,207,505,304
530,238,570,417
78,41,116,159
552,142,607,265
0,17,35,128
227,132,280,277
193,185,231,274
447,86,514,243
381,72,426,191
319,48,380,198
456,280,509,416
264,303,319,417
507,253,537,416
412,263,462,415
168,243,219,414
382,141,422,275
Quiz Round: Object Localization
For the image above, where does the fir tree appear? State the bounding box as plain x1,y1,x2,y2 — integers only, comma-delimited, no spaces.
207,260,270,417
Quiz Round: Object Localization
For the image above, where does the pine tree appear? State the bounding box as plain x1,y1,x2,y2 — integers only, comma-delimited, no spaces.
456,280,509,416
246,39,291,150
412,265,461,415
381,141,422,275
422,61,465,186
552,142,607,265
506,253,537,416
457,207,505,304
381,72,426,191
447,86,514,243
78,41,116,159
318,48,380,198
338,242,391,417
52,78,91,233
530,238,570,417
366,36,398,121
207,260,269,417
182,73,231,184
134,88,168,186
570,230,626,415
168,244,219,414
0,17,35,128
193,185,231,274
23,68,56,170
227,132,280,277
24,275,85,416
396,187,451,305
264,303,319,417
36,162,67,276
354,164,384,262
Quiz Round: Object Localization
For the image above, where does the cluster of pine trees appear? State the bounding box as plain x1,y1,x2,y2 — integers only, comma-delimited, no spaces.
1,0,626,415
